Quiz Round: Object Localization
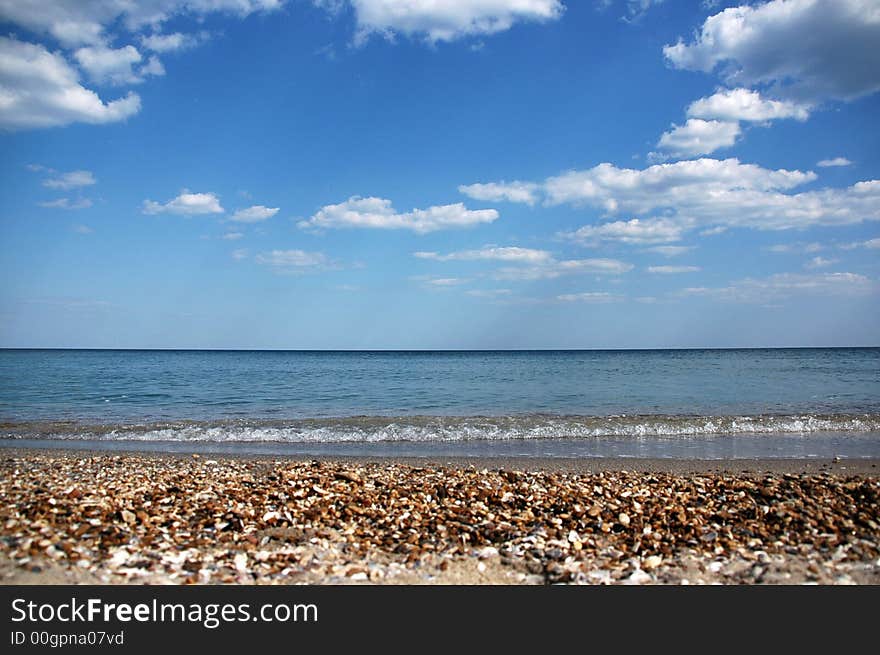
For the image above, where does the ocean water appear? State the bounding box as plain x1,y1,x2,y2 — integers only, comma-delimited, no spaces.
1,348,878,459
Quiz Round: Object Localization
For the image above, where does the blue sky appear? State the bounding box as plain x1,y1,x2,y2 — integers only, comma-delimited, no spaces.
0,0,878,349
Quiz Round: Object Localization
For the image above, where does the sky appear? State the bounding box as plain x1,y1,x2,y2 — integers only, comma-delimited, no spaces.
0,0,878,349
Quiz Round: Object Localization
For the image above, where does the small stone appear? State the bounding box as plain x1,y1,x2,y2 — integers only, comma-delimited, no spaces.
622,569,652,585
643,555,662,570
233,553,248,573
618,513,630,527
477,546,499,559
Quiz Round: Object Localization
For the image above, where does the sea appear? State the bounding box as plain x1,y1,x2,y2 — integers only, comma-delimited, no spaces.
1,348,878,460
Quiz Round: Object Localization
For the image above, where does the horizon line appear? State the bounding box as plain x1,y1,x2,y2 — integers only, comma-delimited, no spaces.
1,346,878,352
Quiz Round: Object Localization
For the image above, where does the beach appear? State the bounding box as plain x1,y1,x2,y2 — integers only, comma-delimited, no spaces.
2,448,878,585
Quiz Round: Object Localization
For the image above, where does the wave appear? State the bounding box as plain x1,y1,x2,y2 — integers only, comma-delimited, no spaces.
2,413,880,443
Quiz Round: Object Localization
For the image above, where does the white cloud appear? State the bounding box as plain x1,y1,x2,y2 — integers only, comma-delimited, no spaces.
72,224,93,234
0,1,283,47
139,55,165,77
494,258,633,280
556,292,620,303
457,181,539,205
39,197,92,209
473,158,880,234
222,232,244,240
300,196,498,233
466,288,512,298
643,245,693,257
655,118,741,158
255,249,330,270
425,277,466,287
563,218,684,246
230,205,279,223
139,31,208,53
840,238,880,250
805,256,837,269
682,272,874,303
0,36,141,129
231,248,249,261
768,242,823,254
414,246,552,263
663,0,880,104
687,87,811,122
817,157,853,168
647,265,700,274
42,169,96,189
341,0,564,44
142,190,224,215
73,45,163,85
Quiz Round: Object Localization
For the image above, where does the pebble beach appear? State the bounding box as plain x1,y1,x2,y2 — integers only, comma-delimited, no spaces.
1,450,878,585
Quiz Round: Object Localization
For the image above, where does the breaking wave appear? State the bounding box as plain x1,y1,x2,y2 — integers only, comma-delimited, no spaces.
2,413,880,443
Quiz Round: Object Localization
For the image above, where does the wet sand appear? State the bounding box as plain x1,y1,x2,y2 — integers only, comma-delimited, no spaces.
1,448,878,585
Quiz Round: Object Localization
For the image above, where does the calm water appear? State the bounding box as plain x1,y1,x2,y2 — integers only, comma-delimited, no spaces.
1,348,878,459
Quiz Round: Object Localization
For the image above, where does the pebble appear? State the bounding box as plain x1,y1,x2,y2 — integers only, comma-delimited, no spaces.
643,555,662,570
623,569,652,585
1,453,877,586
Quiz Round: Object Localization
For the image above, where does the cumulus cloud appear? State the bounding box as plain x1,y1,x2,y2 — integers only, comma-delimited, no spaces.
231,248,249,261
0,37,141,129
142,190,224,215
457,181,539,205
655,118,741,158
467,158,880,236
230,205,279,223
0,1,283,47
681,271,874,303
41,169,96,189
413,246,552,263
817,157,853,168
222,232,244,240
562,218,684,246
38,197,93,210
337,0,565,44
687,88,811,122
299,196,498,233
73,45,163,85
647,265,700,274
0,3,282,130
139,31,209,53
556,292,620,303
663,0,880,104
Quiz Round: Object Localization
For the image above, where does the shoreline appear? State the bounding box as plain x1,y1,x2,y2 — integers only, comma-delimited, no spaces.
2,449,878,585
2,445,880,475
